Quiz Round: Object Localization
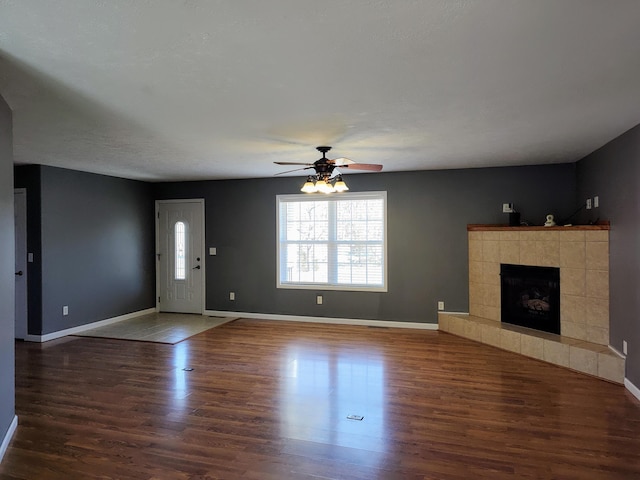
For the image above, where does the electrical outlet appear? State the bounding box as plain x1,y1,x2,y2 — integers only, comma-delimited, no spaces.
62,305,69,316
229,292,235,301
623,340,628,356
437,301,445,311
586,198,592,210
594,196,599,208
502,203,513,213
316,295,323,305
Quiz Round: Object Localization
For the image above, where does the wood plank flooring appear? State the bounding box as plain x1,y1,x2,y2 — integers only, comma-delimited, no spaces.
2,319,640,479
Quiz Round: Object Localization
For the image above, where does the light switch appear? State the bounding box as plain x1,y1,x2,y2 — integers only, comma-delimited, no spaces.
209,247,217,256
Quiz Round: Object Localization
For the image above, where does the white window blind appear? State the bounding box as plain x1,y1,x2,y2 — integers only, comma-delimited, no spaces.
277,192,387,291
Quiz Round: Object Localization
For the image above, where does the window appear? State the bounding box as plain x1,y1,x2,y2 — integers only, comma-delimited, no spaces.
175,221,186,280
277,192,387,291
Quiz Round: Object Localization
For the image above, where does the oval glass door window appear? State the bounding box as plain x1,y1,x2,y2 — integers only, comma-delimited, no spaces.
175,221,186,280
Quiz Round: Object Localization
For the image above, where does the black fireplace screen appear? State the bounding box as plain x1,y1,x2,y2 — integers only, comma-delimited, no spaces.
500,264,560,335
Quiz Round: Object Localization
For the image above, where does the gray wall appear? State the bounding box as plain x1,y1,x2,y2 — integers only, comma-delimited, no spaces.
0,95,15,453
155,163,576,323
15,165,156,335
576,124,640,387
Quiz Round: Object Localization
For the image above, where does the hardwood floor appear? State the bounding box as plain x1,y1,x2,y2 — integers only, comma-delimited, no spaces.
2,319,639,479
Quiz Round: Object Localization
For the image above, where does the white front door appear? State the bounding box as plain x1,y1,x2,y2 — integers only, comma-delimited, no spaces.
157,200,205,314
14,189,28,339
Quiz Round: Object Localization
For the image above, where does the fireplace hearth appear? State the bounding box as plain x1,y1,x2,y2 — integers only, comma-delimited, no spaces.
500,264,560,335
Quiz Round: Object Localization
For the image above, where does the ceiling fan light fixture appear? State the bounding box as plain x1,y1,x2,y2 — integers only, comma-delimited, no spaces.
333,175,349,192
301,176,318,193
316,179,335,194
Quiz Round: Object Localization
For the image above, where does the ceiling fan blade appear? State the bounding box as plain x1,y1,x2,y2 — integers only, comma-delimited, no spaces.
341,163,383,171
329,157,354,166
274,161,314,166
274,166,314,176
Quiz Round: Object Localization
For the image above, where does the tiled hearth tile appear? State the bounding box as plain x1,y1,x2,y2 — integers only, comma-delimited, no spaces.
586,269,609,299
598,353,624,383
519,240,538,265
560,231,585,242
543,340,570,367
586,242,609,271
469,231,483,241
561,268,586,296
499,231,520,241
469,283,481,306
448,316,465,336
586,326,609,346
483,240,500,262
585,230,608,242
531,230,559,241
586,297,609,329
519,231,535,241
469,303,482,318
537,240,560,266
438,314,449,332
560,241,585,268
464,321,482,342
521,335,544,360
500,240,520,264
481,323,501,347
469,261,483,284
500,329,521,353
484,305,500,322
469,239,483,261
483,231,501,241
482,261,500,285
562,321,587,341
561,294,586,325
569,347,598,376
483,283,500,307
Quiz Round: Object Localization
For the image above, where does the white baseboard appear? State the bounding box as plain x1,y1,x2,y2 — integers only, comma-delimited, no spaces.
0,415,17,464
25,308,157,343
625,378,640,402
204,310,438,330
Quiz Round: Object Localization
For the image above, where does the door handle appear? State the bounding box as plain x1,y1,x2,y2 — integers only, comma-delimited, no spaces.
192,265,201,270
15,270,23,276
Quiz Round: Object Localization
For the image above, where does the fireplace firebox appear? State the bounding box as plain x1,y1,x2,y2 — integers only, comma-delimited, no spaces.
500,264,560,335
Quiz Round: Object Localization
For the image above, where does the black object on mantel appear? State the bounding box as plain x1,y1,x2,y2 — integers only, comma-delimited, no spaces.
508,212,520,226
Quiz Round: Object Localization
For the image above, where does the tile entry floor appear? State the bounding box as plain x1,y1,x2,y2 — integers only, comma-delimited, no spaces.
73,312,236,344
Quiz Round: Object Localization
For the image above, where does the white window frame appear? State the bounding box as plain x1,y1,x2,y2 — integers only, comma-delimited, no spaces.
276,191,387,292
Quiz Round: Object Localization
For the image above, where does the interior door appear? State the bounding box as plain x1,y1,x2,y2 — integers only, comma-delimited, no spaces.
157,200,204,313
14,189,28,339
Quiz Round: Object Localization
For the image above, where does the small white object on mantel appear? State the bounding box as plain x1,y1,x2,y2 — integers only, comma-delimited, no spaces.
544,214,556,227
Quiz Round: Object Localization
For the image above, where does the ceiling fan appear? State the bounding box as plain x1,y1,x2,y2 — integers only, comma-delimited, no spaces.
274,146,383,181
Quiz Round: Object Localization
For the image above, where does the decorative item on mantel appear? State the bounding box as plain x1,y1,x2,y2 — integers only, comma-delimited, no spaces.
503,203,521,226
544,214,556,227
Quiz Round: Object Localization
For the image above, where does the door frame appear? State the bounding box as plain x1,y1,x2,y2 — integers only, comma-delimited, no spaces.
14,188,28,339
155,199,206,314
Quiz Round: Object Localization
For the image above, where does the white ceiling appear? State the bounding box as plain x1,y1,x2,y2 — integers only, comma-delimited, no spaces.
1,1,640,182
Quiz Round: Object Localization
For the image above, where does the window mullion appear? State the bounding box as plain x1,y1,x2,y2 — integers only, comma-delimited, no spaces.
327,199,337,284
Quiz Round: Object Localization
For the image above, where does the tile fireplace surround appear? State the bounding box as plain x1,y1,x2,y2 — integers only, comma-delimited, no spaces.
438,224,625,384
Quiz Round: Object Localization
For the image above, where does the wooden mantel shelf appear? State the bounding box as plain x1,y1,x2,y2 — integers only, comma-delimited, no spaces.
468,222,610,232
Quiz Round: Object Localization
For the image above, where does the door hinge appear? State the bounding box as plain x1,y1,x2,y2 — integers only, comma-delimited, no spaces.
158,296,161,303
